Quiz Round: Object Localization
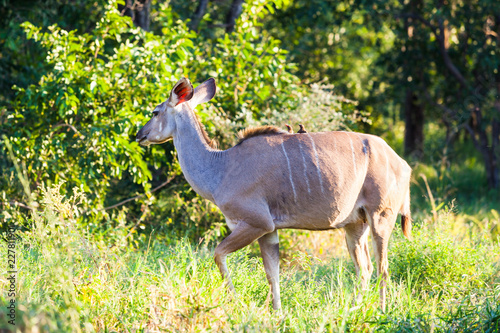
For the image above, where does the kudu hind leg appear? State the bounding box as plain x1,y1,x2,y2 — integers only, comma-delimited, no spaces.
367,210,397,311
344,220,373,302
214,221,271,292
258,230,281,310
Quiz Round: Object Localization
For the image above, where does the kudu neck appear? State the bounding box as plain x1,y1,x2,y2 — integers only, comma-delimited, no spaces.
173,108,225,203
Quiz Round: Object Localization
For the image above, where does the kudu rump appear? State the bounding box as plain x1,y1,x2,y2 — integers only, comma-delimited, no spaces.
136,77,412,311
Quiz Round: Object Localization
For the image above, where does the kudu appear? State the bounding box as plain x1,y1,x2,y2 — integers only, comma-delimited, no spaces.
136,77,412,311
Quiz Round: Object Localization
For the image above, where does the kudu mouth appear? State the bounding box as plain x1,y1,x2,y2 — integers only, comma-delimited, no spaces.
136,136,148,145
135,130,172,146
135,128,149,146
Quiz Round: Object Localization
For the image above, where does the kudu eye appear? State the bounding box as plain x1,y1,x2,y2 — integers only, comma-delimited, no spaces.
153,110,159,116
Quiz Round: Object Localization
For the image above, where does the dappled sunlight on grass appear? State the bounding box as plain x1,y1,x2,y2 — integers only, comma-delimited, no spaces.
279,229,348,265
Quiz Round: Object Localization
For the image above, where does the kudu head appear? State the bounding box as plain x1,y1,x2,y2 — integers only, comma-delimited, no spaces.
136,77,216,146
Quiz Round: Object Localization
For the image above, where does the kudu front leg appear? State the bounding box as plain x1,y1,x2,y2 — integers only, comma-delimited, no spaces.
214,221,271,293
258,230,281,310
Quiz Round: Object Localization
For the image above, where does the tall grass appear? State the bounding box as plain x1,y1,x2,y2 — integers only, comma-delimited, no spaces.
1,185,499,332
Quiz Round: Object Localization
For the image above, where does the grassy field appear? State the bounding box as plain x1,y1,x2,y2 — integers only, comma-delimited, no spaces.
1,181,499,332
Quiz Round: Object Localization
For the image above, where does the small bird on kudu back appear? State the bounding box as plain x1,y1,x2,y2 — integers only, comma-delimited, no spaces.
284,124,307,133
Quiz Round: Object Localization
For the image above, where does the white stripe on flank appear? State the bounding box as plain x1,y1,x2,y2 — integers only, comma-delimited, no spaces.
281,140,297,203
159,122,162,132
306,133,324,193
349,136,357,175
298,140,311,194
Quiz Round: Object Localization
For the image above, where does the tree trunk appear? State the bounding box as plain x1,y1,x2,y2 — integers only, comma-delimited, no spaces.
471,107,499,189
225,0,244,33
190,0,209,32
118,0,151,31
490,119,499,188
404,89,424,158
493,16,500,188
490,80,500,188
479,124,499,189
470,14,500,189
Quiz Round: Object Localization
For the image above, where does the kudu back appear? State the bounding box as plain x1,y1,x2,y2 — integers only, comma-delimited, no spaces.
136,77,412,311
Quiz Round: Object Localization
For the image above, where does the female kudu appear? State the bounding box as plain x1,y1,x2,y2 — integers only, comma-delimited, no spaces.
136,77,412,311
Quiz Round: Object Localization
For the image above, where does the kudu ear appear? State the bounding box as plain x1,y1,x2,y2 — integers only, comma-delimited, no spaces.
169,77,194,106
190,78,216,108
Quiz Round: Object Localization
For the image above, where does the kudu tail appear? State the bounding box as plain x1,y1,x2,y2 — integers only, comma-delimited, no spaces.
400,189,412,240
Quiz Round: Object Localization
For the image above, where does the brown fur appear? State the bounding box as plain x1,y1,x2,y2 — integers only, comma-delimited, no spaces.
237,126,287,144
401,214,412,240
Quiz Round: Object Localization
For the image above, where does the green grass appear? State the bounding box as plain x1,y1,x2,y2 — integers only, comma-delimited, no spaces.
1,186,500,332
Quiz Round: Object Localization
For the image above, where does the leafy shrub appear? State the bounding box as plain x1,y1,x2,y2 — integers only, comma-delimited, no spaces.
1,2,173,206
389,215,498,297
1,0,362,240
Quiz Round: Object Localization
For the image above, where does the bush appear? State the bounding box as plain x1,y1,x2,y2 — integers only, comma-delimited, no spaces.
389,210,499,298
0,0,362,240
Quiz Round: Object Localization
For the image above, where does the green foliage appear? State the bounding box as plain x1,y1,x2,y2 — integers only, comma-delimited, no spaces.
0,0,108,104
390,225,497,297
369,0,500,185
1,0,354,239
262,0,397,129
263,0,500,188
2,2,184,205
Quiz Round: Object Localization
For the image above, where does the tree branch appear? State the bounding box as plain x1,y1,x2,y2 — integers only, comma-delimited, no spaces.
422,90,479,149
400,12,468,88
51,123,81,135
436,18,468,88
399,13,438,35
190,0,209,32
118,0,150,31
3,200,35,210
207,23,233,28
84,174,177,214
3,175,177,214
225,0,244,33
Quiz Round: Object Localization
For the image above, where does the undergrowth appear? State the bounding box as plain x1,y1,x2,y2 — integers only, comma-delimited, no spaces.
0,185,499,332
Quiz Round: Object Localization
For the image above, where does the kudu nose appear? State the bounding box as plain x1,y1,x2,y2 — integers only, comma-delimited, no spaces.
136,128,148,142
